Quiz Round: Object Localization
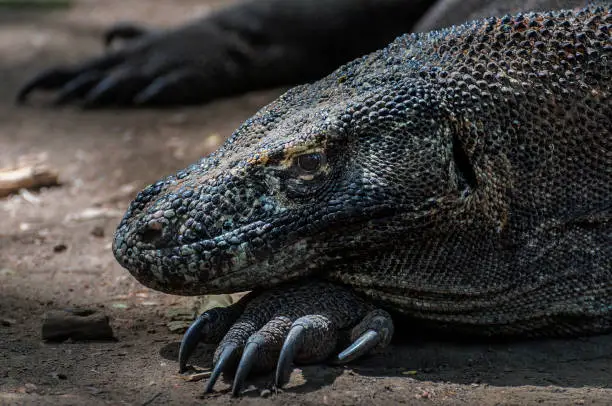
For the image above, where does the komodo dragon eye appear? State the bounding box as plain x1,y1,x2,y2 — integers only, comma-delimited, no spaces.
281,151,329,197
295,152,326,174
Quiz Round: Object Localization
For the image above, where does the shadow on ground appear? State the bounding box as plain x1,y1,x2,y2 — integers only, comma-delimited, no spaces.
157,323,612,394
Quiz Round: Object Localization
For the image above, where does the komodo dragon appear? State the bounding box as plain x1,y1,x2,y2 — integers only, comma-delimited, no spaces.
108,1,612,397
18,0,611,398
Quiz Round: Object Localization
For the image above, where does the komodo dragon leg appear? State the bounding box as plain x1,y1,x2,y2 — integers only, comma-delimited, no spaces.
177,280,394,396
16,0,432,107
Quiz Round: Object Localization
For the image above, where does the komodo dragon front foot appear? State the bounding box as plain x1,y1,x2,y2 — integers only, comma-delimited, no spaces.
16,18,259,108
178,281,394,396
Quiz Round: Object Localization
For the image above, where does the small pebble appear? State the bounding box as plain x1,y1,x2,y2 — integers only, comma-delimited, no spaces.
24,383,38,393
91,226,105,238
111,303,129,309
416,390,430,399
167,320,191,333
51,372,68,380
42,308,114,342
53,244,67,253
0,268,16,276
165,307,195,320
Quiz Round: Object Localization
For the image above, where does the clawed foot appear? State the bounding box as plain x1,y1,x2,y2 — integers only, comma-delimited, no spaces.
16,19,253,107
178,281,394,396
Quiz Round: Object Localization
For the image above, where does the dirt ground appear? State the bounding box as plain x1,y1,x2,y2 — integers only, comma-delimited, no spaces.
0,1,610,405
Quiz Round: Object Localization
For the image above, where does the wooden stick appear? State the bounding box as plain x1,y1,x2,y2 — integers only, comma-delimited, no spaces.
0,165,60,198
42,309,115,342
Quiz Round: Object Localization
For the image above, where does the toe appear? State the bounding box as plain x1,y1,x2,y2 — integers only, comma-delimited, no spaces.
17,67,76,103
179,299,251,373
206,315,292,394
53,72,104,105
206,344,240,393
336,329,381,363
335,309,394,364
275,314,338,387
232,339,264,396
83,69,152,107
134,69,207,106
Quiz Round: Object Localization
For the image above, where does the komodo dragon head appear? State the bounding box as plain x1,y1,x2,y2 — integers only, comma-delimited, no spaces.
112,36,475,295
113,7,609,295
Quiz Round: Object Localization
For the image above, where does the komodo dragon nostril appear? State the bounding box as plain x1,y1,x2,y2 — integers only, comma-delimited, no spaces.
140,222,164,244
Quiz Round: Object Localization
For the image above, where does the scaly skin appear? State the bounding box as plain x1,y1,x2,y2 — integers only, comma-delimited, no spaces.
112,4,611,395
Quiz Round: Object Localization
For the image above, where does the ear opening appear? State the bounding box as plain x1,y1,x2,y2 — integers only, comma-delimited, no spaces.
452,132,478,190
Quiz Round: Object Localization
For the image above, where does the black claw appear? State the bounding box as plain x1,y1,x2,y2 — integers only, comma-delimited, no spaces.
275,325,304,388
231,341,259,397
17,68,76,104
133,69,204,106
178,314,210,373
205,344,238,394
82,72,151,107
335,329,380,364
132,80,168,106
103,22,149,48
53,72,104,105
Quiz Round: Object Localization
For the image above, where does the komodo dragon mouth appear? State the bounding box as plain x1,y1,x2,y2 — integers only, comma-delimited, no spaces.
112,168,417,297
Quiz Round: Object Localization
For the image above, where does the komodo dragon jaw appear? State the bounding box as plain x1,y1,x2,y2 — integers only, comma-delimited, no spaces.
112,78,472,295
